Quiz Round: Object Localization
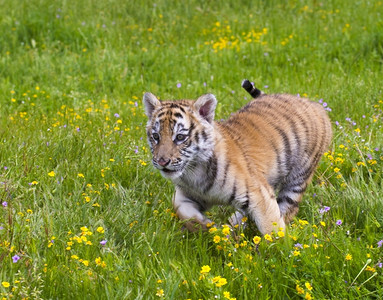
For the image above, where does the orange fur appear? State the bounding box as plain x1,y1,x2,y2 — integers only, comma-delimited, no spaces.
143,89,332,234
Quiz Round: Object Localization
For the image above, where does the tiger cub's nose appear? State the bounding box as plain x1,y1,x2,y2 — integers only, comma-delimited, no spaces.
158,157,171,167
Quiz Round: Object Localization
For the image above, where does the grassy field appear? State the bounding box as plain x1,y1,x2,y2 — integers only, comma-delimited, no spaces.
1,0,383,299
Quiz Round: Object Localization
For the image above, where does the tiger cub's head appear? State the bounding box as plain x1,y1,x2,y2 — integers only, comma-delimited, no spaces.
143,92,217,180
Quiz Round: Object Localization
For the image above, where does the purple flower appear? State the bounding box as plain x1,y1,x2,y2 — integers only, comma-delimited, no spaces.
176,83,181,88
294,243,303,249
367,154,373,160
134,102,138,107
323,102,327,107
319,206,330,214
12,255,20,263
114,113,120,118
335,121,340,126
203,82,207,87
378,262,382,268
4,166,8,170
375,148,379,152
100,240,107,245
336,220,342,226
134,146,139,154
318,99,323,104
0,226,4,230
76,127,80,132
2,201,7,207
377,240,383,248
263,85,269,89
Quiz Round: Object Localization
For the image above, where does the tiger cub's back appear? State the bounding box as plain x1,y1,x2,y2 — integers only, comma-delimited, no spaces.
218,93,332,222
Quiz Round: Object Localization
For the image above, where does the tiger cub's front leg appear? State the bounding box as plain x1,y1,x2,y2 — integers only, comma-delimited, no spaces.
172,188,213,232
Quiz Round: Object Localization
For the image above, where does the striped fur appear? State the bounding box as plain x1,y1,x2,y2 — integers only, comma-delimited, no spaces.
143,83,332,234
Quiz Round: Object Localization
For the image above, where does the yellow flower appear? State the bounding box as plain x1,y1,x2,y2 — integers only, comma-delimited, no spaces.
96,226,105,233
293,250,301,256
334,167,340,173
222,225,231,235
345,254,352,261
264,234,273,242
48,171,55,177
253,236,261,244
213,235,221,243
200,265,211,274
277,231,285,238
213,276,227,287
2,282,10,288
209,227,217,233
305,292,313,300
320,221,326,227
305,282,313,291
296,284,304,294
77,173,85,178
156,289,164,297
82,260,89,266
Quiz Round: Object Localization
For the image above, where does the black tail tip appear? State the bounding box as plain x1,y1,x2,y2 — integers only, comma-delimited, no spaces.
241,79,262,98
241,79,253,90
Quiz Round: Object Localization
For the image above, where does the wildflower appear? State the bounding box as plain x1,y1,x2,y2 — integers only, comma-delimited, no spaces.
100,240,107,245
253,236,261,245
156,289,164,297
2,282,10,288
277,230,285,238
2,201,7,207
264,234,273,242
305,292,313,300
320,221,326,227
336,220,342,226
12,254,20,263
294,243,303,249
345,254,352,261
176,83,181,88
212,276,227,287
96,226,105,233
200,265,211,274
377,240,383,248
209,227,217,233
82,260,89,266
77,173,85,178
296,284,304,294
293,250,301,256
305,282,313,291
365,266,376,272
213,235,221,243
222,225,231,235
48,171,55,177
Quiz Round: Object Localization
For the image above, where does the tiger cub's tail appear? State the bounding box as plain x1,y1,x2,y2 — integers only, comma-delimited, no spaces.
241,79,264,99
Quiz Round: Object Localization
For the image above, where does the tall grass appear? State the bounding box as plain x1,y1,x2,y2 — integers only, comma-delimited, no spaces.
0,0,382,299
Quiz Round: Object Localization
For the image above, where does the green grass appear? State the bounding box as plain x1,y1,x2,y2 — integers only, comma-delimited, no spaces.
1,0,383,298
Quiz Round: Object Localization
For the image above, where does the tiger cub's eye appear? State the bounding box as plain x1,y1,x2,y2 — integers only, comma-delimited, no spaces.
152,133,160,141
175,134,186,141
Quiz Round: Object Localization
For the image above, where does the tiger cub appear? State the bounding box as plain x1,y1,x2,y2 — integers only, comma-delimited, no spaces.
143,80,332,234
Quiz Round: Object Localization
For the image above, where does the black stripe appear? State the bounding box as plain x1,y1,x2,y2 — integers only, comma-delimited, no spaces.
157,111,165,118
174,112,183,119
277,196,298,207
194,132,200,144
204,154,218,192
201,130,208,142
220,161,230,188
241,186,250,210
229,184,236,203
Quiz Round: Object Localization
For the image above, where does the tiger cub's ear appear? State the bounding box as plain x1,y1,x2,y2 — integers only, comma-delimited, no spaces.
194,94,217,124
143,92,161,119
